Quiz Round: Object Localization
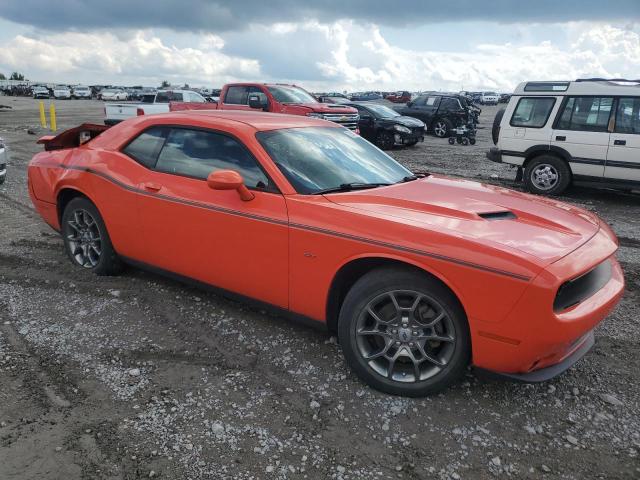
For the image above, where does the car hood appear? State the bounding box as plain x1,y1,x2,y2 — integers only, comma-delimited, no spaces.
325,175,601,264
381,116,425,128
294,103,357,114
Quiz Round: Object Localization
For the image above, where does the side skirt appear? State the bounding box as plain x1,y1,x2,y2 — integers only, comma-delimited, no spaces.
120,256,329,333
573,175,640,191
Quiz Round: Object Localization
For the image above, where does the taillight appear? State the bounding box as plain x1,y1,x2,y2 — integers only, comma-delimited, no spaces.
136,108,145,116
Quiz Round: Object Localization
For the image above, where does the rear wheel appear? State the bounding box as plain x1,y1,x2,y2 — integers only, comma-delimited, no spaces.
524,155,571,196
61,197,122,275
432,119,452,138
338,268,470,396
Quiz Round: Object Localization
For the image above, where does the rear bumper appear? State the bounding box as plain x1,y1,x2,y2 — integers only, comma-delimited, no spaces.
471,226,624,380
486,147,502,163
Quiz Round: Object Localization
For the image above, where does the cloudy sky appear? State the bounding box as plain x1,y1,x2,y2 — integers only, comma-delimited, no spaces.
0,1,638,92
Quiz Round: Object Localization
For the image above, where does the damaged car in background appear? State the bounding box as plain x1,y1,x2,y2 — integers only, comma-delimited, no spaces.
347,102,425,149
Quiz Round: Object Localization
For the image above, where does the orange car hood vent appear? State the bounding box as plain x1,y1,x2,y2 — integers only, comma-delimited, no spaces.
478,211,517,220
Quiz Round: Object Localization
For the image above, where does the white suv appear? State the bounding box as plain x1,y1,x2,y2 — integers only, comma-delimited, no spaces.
488,79,640,195
481,92,499,105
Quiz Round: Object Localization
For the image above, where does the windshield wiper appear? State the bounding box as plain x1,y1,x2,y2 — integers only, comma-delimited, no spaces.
400,175,419,182
312,182,392,195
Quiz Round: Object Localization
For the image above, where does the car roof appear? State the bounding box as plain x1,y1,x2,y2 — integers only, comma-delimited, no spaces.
139,110,338,132
513,80,640,96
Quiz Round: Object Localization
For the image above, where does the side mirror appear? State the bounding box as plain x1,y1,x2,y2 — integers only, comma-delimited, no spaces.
207,170,255,201
248,94,267,110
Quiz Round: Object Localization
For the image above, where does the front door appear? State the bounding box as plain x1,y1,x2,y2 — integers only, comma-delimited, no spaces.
132,126,289,308
606,96,640,183
551,96,613,179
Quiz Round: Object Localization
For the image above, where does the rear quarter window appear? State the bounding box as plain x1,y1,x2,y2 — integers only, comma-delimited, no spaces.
122,127,168,169
510,97,556,128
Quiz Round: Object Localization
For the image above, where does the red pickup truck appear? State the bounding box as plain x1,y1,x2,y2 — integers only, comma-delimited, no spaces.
204,83,360,131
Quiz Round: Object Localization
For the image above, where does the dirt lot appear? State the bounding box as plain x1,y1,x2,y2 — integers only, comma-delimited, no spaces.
0,96,639,480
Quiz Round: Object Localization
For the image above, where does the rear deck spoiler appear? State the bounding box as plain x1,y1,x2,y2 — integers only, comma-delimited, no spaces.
37,123,110,151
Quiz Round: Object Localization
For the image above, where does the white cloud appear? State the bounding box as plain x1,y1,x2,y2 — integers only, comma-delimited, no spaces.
0,21,637,91
0,30,260,86
313,21,640,91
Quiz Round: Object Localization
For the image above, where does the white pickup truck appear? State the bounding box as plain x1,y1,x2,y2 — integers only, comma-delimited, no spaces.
104,90,215,125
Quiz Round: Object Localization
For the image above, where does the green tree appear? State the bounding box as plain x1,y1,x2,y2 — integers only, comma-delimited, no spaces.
0,72,6,80
160,80,170,88
10,72,25,81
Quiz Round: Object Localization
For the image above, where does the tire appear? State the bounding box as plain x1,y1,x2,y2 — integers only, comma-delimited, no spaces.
405,140,418,147
523,155,571,196
462,138,469,145
448,137,455,145
492,109,505,145
61,197,123,275
469,138,476,145
376,130,395,150
432,118,452,138
0,175,5,185
338,267,471,397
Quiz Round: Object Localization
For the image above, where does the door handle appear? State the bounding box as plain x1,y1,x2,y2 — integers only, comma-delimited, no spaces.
555,135,566,141
614,139,626,146
142,182,162,192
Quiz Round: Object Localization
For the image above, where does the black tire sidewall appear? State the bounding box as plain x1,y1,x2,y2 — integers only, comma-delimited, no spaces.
376,130,394,150
338,268,470,396
61,197,121,275
524,155,571,196
492,108,505,145
433,118,452,137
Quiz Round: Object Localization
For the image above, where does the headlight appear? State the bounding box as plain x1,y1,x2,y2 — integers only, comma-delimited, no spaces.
306,113,325,119
394,125,411,134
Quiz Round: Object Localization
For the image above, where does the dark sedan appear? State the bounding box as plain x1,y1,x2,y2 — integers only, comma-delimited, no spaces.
347,102,425,149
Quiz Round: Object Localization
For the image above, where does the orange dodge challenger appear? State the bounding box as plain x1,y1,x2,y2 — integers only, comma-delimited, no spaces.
28,111,624,396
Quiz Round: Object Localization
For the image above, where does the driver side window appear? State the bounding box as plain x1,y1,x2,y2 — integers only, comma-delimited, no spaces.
153,128,274,190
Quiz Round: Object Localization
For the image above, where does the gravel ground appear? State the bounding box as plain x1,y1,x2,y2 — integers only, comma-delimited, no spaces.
0,96,639,480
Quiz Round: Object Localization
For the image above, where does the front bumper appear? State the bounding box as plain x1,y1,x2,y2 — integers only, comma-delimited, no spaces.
471,226,624,381
394,132,424,145
476,331,594,382
486,147,502,163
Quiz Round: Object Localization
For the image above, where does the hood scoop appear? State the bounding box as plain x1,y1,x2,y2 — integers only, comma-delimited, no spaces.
478,211,517,221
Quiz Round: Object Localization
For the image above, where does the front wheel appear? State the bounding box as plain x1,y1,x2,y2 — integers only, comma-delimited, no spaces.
338,268,470,397
376,130,395,150
524,155,571,196
61,197,123,275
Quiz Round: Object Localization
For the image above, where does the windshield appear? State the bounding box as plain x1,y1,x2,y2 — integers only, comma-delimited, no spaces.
363,104,401,118
256,127,412,194
267,85,317,104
